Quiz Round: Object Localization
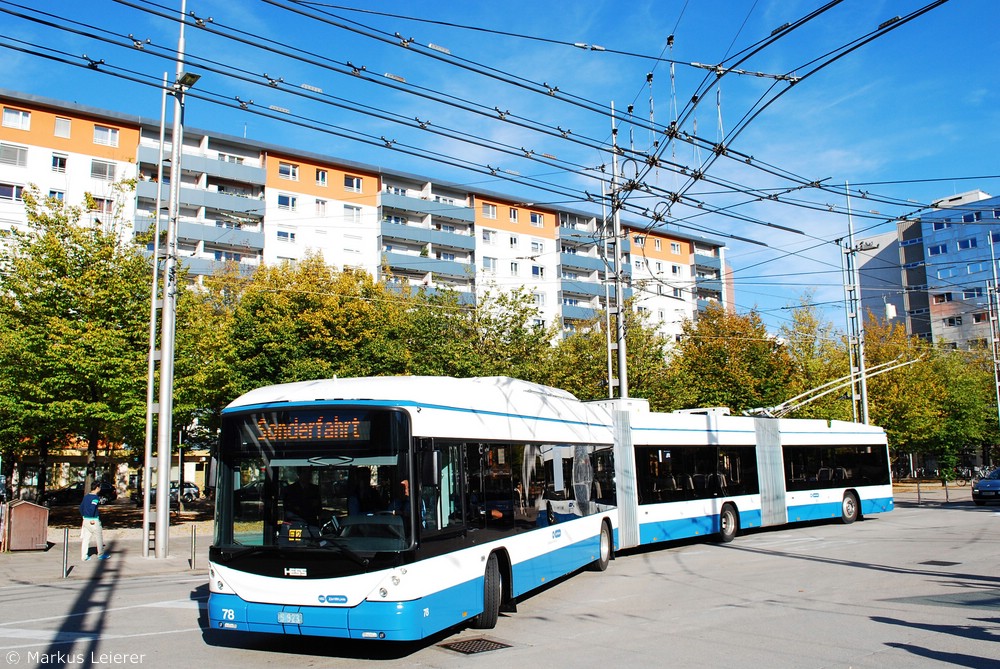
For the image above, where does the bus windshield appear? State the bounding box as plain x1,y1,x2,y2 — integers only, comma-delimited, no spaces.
214,407,414,554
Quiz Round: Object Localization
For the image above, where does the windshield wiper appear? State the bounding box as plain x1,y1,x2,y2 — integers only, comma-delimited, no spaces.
214,545,272,563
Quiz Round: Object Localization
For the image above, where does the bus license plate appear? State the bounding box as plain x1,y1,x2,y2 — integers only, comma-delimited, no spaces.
277,612,304,624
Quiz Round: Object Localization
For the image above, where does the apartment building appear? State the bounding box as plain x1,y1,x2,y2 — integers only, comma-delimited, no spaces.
0,88,726,343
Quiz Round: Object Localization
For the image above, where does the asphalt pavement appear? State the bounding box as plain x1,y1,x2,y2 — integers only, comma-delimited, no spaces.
0,482,974,586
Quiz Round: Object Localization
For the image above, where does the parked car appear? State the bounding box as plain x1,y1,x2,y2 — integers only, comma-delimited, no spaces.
150,481,201,505
972,467,1000,506
39,481,118,507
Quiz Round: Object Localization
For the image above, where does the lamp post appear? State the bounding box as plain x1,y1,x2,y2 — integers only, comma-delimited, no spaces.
154,0,198,557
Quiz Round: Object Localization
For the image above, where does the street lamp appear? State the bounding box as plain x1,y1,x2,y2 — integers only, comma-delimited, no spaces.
153,0,198,557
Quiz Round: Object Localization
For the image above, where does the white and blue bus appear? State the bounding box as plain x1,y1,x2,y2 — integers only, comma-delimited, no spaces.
208,376,892,641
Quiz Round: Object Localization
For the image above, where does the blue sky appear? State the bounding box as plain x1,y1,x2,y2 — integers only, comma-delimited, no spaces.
1,0,997,332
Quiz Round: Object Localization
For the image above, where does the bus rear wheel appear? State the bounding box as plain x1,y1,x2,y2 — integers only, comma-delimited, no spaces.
718,504,738,543
841,492,859,524
590,521,612,571
472,553,502,629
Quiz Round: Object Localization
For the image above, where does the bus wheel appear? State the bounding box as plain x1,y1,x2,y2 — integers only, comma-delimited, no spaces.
472,553,501,629
591,522,612,571
718,504,738,543
841,492,859,524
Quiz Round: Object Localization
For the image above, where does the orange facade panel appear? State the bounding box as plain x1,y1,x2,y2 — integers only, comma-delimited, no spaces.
0,100,139,162
264,152,379,207
629,233,692,262
474,197,556,239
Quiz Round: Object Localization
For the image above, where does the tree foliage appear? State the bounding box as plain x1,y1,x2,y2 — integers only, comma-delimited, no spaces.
0,186,149,487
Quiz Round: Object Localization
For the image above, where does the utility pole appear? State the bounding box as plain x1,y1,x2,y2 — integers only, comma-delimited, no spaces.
988,233,1000,468
609,102,629,399
842,183,876,424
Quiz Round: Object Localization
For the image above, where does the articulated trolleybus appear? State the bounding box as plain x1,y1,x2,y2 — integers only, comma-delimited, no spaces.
208,376,892,641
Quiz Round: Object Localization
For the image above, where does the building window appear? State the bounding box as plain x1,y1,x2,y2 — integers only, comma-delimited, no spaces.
963,287,984,299
672,264,681,275
278,162,299,180
958,237,978,250
532,265,545,278
344,175,363,192
655,239,662,251
344,204,361,224
2,107,30,130
509,208,519,223
434,194,456,206
384,185,405,196
93,125,119,147
510,261,519,275
937,268,956,280
533,293,545,307
277,193,297,210
315,199,326,215
944,316,962,327
214,250,243,262
530,212,544,227
509,236,518,249
672,287,683,298
54,117,71,138
927,244,947,256
563,297,579,307
89,197,113,214
316,169,328,186
219,153,244,164
932,293,953,304
932,221,953,231
482,203,497,219
969,262,988,273
439,251,456,261
974,312,989,324
0,183,25,201
277,230,296,242
482,256,497,273
48,189,65,202
531,240,544,254
90,160,116,181
481,229,497,244
633,235,645,247
962,212,983,223
384,214,405,225
0,143,28,167
51,154,67,173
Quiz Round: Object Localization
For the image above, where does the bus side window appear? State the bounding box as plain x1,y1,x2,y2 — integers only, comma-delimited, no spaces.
421,442,463,532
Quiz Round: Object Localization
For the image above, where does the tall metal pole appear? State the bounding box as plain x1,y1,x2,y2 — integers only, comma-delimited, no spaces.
844,183,870,424
142,73,169,557
156,0,188,558
610,102,629,398
988,233,1000,467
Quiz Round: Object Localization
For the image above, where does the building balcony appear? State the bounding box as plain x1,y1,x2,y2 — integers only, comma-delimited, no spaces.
559,251,606,272
380,192,475,223
136,180,264,216
695,278,723,294
693,253,721,271
134,215,265,250
561,304,598,321
136,145,265,184
560,278,629,299
383,251,475,280
381,221,475,251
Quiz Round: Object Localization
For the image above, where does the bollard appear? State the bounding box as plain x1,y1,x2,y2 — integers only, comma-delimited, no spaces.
916,481,922,504
190,524,196,571
62,527,69,578
944,479,949,503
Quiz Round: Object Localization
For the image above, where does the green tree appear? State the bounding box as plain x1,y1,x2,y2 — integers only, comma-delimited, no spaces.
661,303,793,413
779,296,852,420
0,186,150,489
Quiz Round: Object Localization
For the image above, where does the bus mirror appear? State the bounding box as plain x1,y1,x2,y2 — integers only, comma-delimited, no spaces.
422,450,441,487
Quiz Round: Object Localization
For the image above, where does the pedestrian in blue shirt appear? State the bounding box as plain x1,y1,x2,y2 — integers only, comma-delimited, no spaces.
80,481,110,561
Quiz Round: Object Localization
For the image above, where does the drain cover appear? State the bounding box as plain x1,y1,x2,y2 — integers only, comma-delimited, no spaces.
920,560,960,566
440,638,512,655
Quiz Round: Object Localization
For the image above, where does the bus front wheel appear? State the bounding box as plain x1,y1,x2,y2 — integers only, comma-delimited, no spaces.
841,492,859,524
472,553,501,629
718,504,738,543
